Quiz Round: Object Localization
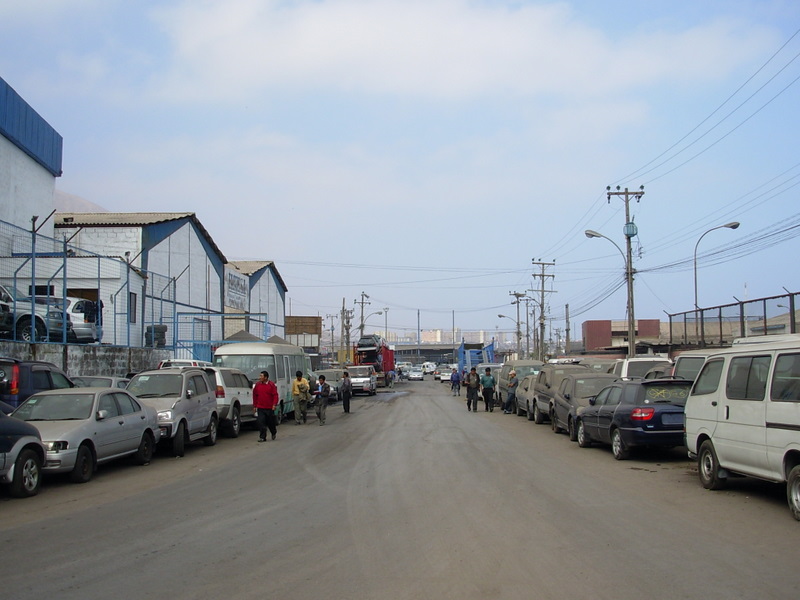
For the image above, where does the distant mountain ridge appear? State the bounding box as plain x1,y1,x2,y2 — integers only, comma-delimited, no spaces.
54,189,108,213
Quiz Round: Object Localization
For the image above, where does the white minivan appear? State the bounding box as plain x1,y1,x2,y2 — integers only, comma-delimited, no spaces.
684,340,800,520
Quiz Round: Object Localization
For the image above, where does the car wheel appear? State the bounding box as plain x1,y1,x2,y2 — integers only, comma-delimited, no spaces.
611,428,629,460
787,465,800,521
203,415,218,446
577,420,591,448
10,448,42,497
515,399,524,417
533,404,545,424
172,421,186,457
227,405,241,438
698,440,726,490
568,416,578,442
70,444,94,483
135,431,155,465
16,317,47,342
526,401,534,421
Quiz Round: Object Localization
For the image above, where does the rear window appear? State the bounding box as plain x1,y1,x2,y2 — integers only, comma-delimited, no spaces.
626,360,669,378
772,353,800,402
673,356,706,381
639,383,691,406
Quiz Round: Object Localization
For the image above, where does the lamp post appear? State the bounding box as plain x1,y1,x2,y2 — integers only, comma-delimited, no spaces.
693,222,740,345
383,307,389,340
498,314,521,358
585,229,636,358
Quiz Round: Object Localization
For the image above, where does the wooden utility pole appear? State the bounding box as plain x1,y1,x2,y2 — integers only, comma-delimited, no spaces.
531,260,556,361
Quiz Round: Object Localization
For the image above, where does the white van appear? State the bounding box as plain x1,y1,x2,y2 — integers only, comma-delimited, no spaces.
607,357,672,378
684,340,800,520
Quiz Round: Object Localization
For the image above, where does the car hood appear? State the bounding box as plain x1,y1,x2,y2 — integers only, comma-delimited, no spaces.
27,419,91,442
135,397,180,412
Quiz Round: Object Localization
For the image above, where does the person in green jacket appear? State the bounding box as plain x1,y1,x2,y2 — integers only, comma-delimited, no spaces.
480,367,496,412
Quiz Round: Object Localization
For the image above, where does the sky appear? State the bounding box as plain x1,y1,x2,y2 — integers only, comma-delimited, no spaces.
2,0,799,343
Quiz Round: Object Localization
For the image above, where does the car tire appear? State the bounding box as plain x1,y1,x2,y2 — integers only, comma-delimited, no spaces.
698,440,726,490
172,421,186,457
515,399,524,417
787,465,800,521
526,401,534,421
227,405,241,438
577,420,591,448
70,444,94,483
203,415,218,446
10,448,42,497
533,404,545,424
611,428,629,460
135,431,155,465
568,416,578,442
16,317,47,342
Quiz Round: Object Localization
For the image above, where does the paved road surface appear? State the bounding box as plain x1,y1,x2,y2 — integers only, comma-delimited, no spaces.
2,380,797,599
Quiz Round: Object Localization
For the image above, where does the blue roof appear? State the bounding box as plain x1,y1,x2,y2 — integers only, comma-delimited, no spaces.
0,76,63,176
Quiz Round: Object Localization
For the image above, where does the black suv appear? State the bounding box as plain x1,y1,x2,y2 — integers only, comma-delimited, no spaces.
0,358,75,413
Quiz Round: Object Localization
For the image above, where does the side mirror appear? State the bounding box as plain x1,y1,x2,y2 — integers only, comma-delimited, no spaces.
96,409,110,420
564,393,571,400
186,389,194,399
589,396,597,406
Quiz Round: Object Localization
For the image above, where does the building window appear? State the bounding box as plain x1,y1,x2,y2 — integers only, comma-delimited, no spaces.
129,292,137,323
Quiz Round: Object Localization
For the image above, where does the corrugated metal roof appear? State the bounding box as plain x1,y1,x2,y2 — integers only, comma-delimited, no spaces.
55,211,226,263
229,260,288,293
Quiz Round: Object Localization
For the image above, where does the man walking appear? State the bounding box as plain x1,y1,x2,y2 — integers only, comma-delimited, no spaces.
450,368,461,396
464,367,480,412
480,367,496,412
314,374,331,425
292,370,310,424
341,370,353,413
503,370,518,414
253,371,279,442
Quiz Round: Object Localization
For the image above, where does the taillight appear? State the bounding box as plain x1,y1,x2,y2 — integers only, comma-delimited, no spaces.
216,385,225,398
631,407,655,420
10,364,19,395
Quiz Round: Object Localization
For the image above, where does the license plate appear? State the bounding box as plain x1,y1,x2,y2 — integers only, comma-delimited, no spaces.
661,413,683,425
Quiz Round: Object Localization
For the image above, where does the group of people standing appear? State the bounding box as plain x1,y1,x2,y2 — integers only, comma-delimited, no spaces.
449,366,518,414
251,369,356,443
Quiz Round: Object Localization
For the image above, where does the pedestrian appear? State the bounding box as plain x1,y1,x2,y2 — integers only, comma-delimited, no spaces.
292,370,310,424
464,367,480,412
480,367,496,412
450,367,461,396
253,371,279,442
388,369,396,388
504,370,518,414
314,374,331,425
341,370,353,413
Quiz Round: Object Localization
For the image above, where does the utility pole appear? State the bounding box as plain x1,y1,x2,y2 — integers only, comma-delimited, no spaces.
356,291,370,340
509,291,525,358
606,185,644,358
325,313,337,363
531,260,556,361
341,298,354,363
564,303,571,356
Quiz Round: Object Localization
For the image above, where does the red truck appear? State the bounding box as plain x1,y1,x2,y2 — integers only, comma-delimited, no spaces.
354,334,395,387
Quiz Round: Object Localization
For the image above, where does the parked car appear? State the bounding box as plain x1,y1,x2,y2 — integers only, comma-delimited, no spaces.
571,357,618,373
550,372,620,440
498,360,544,404
157,359,212,369
127,367,218,457
532,363,591,424
0,357,75,411
684,340,800,520
513,374,539,420
433,365,450,381
607,357,672,378
0,411,46,497
408,368,424,381
23,295,100,343
202,366,254,437
576,378,692,460
72,376,130,389
348,365,377,395
11,387,160,483
315,369,345,402
643,362,674,379
0,284,74,342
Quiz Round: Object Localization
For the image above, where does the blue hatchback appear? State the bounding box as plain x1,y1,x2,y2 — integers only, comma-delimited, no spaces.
575,378,692,460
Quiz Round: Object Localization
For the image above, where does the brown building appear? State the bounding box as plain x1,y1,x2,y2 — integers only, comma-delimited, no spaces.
582,319,661,352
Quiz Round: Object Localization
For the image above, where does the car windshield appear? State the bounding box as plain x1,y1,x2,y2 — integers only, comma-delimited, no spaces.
14,393,95,420
349,367,371,377
574,378,615,398
514,365,540,378
73,376,111,387
128,373,182,397
639,383,691,406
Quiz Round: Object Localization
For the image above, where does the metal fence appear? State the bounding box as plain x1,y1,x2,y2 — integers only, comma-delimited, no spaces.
667,292,799,347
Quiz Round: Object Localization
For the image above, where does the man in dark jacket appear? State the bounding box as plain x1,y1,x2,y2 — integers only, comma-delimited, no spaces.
464,367,480,412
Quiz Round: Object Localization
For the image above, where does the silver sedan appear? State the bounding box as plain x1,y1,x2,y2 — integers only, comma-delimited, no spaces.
11,388,160,483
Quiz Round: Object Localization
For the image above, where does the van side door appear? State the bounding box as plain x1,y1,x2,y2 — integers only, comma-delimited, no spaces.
766,352,800,480
715,355,770,477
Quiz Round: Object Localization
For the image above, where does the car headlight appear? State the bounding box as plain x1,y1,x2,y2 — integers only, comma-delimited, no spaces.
157,410,174,422
47,441,69,452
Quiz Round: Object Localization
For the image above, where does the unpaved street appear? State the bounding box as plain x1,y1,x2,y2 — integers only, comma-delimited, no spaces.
2,380,797,600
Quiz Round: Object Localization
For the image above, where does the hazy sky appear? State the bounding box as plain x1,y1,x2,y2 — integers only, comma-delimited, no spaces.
2,1,799,341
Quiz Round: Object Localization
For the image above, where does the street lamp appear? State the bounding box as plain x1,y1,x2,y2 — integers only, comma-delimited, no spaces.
498,314,521,358
383,307,389,341
585,229,636,358
693,222,740,345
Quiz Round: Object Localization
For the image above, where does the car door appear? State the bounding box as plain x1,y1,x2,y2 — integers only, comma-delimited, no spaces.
582,386,610,439
554,377,571,427
95,391,127,458
766,352,800,479
186,374,210,434
234,373,254,417
595,385,623,443
114,391,146,452
715,355,770,476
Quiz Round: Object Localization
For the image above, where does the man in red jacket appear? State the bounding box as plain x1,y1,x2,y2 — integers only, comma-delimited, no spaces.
253,370,280,442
